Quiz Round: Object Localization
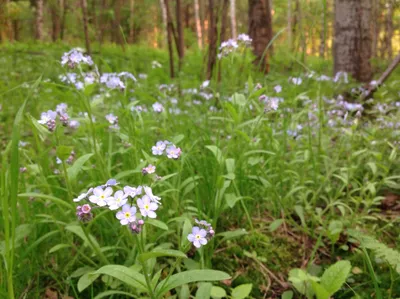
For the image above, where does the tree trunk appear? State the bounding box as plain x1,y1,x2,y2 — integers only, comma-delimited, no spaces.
218,0,229,82
206,0,218,79
60,0,68,40
371,0,379,57
12,20,19,41
128,0,135,43
114,0,123,45
99,0,107,44
80,0,91,55
230,0,237,39
194,0,202,48
287,0,292,49
160,0,168,47
176,0,185,70
248,0,273,73
319,0,327,58
333,0,372,82
35,0,44,40
51,1,61,42
384,0,394,59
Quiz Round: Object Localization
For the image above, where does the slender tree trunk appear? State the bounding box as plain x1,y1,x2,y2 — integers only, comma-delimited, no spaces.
206,0,218,79
35,0,44,40
160,0,168,47
60,0,68,40
12,20,19,41
176,0,185,70
99,0,107,44
230,0,237,39
287,0,292,49
248,0,273,73
164,0,180,55
51,1,61,42
319,0,327,58
384,0,394,59
194,0,203,48
114,0,123,45
371,0,378,57
80,0,91,55
200,0,206,45
333,0,372,82
128,0,135,43
218,0,229,82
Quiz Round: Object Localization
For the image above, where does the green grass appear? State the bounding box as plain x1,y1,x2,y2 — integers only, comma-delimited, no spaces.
1,42,400,298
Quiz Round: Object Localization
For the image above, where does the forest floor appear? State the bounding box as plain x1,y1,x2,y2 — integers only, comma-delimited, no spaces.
1,43,400,299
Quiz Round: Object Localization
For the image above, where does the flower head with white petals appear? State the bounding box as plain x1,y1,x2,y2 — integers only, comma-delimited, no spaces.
89,186,114,207
116,204,137,225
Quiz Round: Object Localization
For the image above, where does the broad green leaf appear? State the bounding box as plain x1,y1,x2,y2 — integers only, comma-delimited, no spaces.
225,158,235,174
269,219,284,232
320,260,351,295
232,283,252,299
56,145,74,160
65,225,101,249
179,284,190,299
181,218,192,248
138,249,187,263
93,265,147,292
69,266,95,278
205,145,224,164
78,272,100,292
155,270,231,297
225,193,239,208
232,93,246,106
195,283,212,299
145,218,169,231
210,286,226,298
281,290,293,299
18,193,73,210
67,153,93,182
311,281,330,299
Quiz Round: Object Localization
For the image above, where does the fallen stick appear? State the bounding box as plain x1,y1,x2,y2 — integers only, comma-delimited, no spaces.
361,52,400,100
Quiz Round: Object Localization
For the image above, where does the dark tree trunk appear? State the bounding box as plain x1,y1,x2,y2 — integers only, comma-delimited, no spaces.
12,20,19,41
206,0,218,80
129,0,135,43
164,0,175,78
384,0,394,59
35,0,44,40
248,0,273,73
51,2,61,42
218,0,229,82
60,0,68,40
176,0,185,70
114,0,124,45
333,0,372,82
99,0,107,44
80,0,92,55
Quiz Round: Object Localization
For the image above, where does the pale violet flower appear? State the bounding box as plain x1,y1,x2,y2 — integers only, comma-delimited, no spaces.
116,204,137,225
143,186,161,204
56,103,68,114
38,110,57,125
152,141,166,155
73,187,94,202
137,195,158,218
187,226,208,248
56,157,62,165
274,85,282,93
89,186,113,207
166,145,182,159
291,77,302,85
201,80,210,89
105,113,118,125
107,190,128,210
237,33,252,46
142,164,156,174
124,186,143,198
152,102,164,113
69,120,80,129
61,49,93,68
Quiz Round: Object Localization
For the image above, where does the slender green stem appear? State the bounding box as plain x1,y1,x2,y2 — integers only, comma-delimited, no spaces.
135,235,156,299
81,223,110,265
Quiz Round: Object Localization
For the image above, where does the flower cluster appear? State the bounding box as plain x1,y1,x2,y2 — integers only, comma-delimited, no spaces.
151,140,182,159
73,180,162,234
105,113,120,130
61,48,93,68
187,219,215,248
38,103,79,132
218,33,252,59
259,95,282,112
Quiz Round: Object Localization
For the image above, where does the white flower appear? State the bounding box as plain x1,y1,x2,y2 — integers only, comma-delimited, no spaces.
38,110,57,124
274,85,282,93
116,204,137,225
143,186,161,204
152,102,164,113
137,195,158,218
89,186,114,207
107,190,128,210
166,145,181,159
187,226,208,248
73,187,94,202
152,141,166,155
124,186,143,198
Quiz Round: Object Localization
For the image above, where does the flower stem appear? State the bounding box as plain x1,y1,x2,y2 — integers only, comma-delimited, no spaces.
135,234,156,299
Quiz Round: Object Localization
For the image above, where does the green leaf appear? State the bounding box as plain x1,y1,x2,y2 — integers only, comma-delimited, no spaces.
56,145,74,160
225,158,235,174
232,283,252,299
78,272,100,292
67,153,93,182
217,229,248,242
232,93,246,106
205,145,224,165
138,249,187,264
311,281,330,299
49,244,71,253
281,290,293,299
181,218,192,248
69,266,95,278
94,290,137,299
145,218,169,231
320,260,351,295
210,286,226,298
179,284,190,299
195,283,212,299
93,265,147,292
269,219,284,232
18,193,73,210
225,193,239,208
155,270,231,297
65,225,101,249
27,113,49,141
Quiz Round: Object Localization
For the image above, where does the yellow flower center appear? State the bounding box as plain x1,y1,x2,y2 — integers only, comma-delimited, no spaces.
100,195,105,199
144,204,149,210
125,212,131,218
195,235,201,239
